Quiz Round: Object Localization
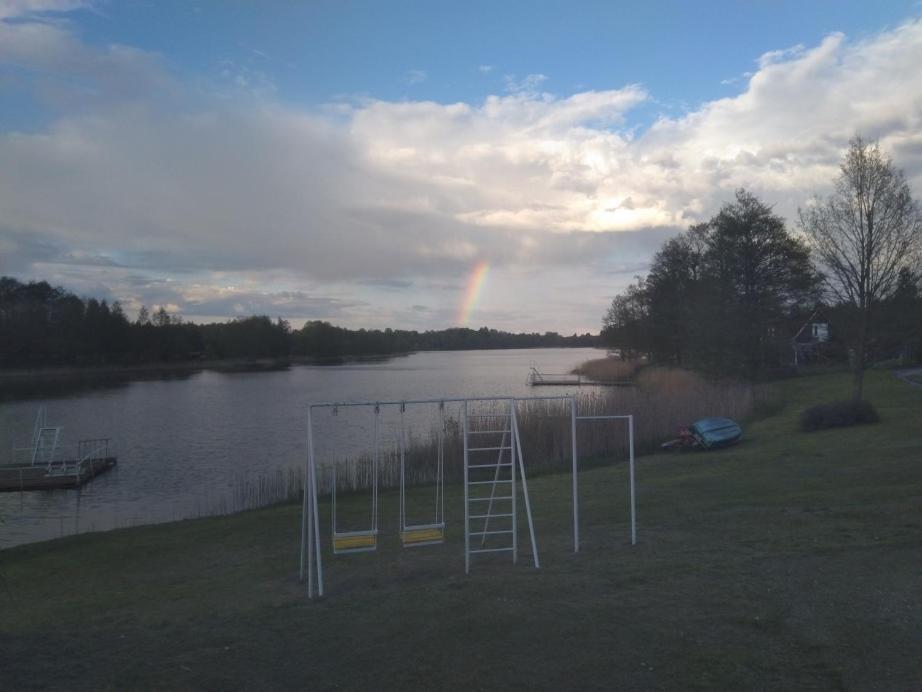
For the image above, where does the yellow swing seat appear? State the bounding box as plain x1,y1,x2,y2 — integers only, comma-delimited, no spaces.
333,532,377,553
400,526,445,547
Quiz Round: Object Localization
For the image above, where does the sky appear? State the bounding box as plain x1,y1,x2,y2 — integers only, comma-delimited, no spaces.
2,1,922,334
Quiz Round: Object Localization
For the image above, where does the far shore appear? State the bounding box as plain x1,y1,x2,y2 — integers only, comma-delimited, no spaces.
0,353,405,383
0,345,605,384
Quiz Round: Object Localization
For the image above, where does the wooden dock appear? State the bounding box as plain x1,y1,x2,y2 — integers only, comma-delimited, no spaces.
0,456,117,492
526,367,636,387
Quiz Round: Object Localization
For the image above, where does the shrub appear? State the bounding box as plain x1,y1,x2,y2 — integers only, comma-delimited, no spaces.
800,400,880,432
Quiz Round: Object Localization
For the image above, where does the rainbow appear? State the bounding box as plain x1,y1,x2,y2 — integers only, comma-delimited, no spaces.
458,260,489,326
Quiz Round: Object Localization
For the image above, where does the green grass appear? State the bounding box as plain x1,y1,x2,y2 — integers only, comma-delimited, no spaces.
1,370,921,690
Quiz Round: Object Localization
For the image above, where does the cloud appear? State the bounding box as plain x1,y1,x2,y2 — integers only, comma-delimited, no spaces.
3,10,922,331
405,69,427,85
478,64,493,73
504,72,547,94
0,0,86,21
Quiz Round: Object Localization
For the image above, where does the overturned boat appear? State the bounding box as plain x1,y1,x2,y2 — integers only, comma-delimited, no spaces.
661,417,742,450
689,417,742,448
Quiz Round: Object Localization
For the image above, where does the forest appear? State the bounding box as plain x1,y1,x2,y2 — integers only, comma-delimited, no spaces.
602,188,921,380
0,277,597,368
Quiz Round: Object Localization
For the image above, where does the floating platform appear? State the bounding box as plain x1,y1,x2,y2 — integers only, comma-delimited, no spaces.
526,367,636,387
0,456,117,492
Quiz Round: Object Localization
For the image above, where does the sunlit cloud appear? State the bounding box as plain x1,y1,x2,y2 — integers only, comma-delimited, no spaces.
2,4,922,332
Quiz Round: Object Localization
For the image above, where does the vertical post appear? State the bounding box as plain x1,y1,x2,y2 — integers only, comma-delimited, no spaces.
399,402,406,533
310,417,323,596
435,403,442,522
571,397,579,553
373,405,379,534
300,407,311,585
510,400,518,564
463,401,470,575
628,414,637,546
512,402,540,568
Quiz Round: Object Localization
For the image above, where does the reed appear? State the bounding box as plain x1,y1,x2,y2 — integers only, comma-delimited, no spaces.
571,357,643,381
203,366,758,517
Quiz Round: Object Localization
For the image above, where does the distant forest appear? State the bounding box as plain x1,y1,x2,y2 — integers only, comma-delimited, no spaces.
0,276,598,369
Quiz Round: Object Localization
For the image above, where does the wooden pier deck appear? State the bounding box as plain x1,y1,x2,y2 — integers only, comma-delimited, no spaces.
0,457,117,492
527,368,636,387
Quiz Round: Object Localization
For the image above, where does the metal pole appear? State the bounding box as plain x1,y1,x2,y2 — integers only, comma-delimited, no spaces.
399,403,406,533
309,409,323,596
511,402,540,568
571,397,579,553
373,405,379,533
299,408,311,585
629,414,637,546
463,401,470,575
510,400,518,564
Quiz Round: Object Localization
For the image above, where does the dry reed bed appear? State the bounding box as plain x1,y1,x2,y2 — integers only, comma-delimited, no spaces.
210,367,758,515
571,357,643,381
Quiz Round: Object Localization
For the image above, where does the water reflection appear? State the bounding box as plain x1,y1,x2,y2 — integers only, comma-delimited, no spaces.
0,348,603,548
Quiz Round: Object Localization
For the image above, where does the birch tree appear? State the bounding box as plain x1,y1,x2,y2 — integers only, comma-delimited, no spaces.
800,136,922,400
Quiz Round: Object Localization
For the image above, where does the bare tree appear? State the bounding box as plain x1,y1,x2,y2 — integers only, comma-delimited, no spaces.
800,136,922,400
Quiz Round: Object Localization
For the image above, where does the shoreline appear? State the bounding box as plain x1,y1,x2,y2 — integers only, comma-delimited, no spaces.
0,353,409,383
0,345,606,384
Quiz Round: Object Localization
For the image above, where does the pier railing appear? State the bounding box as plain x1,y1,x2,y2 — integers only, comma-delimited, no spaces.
7,438,112,472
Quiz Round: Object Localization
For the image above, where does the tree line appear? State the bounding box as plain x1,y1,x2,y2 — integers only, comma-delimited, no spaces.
602,138,922,392
0,277,598,368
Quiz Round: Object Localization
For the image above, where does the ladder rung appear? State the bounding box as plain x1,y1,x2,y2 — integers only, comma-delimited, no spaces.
468,496,513,502
468,446,512,452
469,512,514,519
469,547,515,554
468,480,511,485
470,530,514,536
468,463,512,469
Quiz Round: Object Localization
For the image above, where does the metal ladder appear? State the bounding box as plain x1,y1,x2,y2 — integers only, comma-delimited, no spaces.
31,426,62,471
463,399,539,574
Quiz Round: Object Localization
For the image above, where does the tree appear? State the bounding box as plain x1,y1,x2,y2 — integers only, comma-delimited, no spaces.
604,191,819,377
704,190,819,377
602,278,650,358
800,137,922,400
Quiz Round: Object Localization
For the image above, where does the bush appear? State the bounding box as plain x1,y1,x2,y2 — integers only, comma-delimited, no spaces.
800,400,880,432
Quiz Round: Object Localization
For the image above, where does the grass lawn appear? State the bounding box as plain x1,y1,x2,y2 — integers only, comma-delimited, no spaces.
1,370,920,690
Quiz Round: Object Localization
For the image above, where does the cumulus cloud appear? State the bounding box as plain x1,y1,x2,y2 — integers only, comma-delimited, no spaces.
2,6,922,331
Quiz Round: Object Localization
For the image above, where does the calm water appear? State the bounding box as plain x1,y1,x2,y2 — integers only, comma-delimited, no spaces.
0,348,603,548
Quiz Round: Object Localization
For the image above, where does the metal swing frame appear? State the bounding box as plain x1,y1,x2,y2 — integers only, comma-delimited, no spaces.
398,401,446,548
299,395,638,599
330,405,379,555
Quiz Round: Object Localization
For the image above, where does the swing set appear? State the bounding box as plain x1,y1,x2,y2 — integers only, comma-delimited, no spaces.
329,402,446,554
300,395,637,599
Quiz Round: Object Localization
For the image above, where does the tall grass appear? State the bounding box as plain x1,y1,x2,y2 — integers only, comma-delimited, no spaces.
571,357,643,382
209,366,759,515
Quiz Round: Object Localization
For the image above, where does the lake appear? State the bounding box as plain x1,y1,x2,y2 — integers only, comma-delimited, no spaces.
0,348,604,548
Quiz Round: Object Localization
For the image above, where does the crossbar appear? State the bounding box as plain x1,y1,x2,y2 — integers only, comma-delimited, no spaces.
308,395,574,410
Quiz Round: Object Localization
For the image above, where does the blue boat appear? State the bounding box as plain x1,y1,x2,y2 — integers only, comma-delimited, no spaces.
689,417,742,448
